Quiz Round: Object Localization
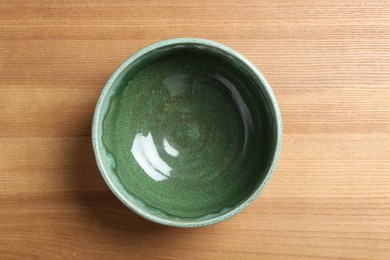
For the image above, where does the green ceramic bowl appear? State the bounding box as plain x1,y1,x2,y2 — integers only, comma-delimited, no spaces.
92,38,282,227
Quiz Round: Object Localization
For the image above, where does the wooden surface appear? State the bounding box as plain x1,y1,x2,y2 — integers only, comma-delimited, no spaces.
1,0,390,259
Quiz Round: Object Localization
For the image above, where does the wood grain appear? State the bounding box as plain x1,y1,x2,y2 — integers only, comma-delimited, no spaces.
1,0,390,259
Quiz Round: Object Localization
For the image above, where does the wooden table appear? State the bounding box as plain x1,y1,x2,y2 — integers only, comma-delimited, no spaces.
1,1,389,259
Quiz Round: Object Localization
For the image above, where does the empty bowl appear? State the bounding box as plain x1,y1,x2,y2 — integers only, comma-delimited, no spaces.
92,38,282,227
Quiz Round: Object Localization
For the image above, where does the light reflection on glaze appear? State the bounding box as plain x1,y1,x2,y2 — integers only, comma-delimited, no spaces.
213,73,253,154
131,132,172,181
163,74,189,97
163,138,179,157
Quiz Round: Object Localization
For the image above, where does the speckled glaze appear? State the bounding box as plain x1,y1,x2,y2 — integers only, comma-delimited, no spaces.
92,38,282,227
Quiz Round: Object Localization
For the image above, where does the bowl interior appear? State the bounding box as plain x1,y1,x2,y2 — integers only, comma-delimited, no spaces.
94,40,280,226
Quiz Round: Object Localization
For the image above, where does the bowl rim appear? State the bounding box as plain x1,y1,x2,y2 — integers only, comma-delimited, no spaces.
92,38,282,227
